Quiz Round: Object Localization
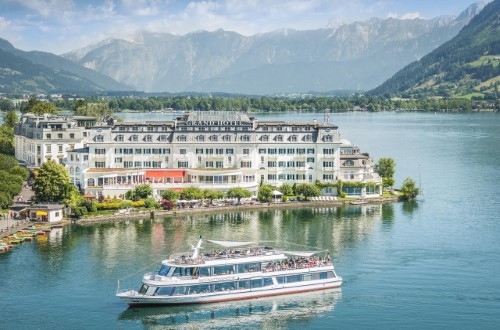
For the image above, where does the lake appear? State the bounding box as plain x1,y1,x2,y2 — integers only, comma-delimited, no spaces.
1,111,499,329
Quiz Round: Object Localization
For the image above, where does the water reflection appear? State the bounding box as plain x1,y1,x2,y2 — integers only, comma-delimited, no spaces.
118,288,342,329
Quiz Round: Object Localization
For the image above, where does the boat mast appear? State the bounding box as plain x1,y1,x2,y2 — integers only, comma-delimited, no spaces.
191,236,203,259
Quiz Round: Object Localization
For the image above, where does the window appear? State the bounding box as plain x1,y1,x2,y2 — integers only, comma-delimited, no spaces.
180,149,187,155
196,148,204,154
196,135,205,142
243,149,250,155
259,149,266,154
159,135,167,142
261,135,269,142
268,161,276,168
69,133,75,139
116,135,124,142
209,135,218,142
226,149,233,154
275,135,283,142
304,135,312,142
323,161,334,168
87,178,95,186
297,148,305,155
223,135,231,141
115,157,122,163
287,148,295,155
130,135,138,142
178,161,188,168
323,174,334,180
46,145,52,153
240,135,250,142
289,135,298,142
134,161,142,167
241,161,252,168
278,148,286,155
307,157,315,163
268,148,276,154
323,148,335,155
46,134,51,139
206,161,214,167
152,161,162,168
215,161,223,168
144,161,151,168
324,135,333,142
135,148,142,155
144,135,152,142
95,148,106,155
278,161,285,167
178,135,187,142
216,148,224,155
58,145,63,152
307,148,315,154
268,174,276,180
95,161,105,168
144,148,152,154
95,135,104,142
344,160,354,166
206,148,213,155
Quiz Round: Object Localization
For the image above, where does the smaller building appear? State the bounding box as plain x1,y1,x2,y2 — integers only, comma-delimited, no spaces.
29,204,65,223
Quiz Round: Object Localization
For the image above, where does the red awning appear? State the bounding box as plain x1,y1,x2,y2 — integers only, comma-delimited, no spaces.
145,170,185,179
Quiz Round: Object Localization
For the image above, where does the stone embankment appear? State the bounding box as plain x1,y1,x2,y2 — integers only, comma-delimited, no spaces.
74,196,400,224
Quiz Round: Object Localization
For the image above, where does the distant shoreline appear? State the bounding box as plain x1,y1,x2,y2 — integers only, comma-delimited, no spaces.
72,195,400,225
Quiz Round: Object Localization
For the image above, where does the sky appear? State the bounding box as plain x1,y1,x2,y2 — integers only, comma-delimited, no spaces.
0,0,487,55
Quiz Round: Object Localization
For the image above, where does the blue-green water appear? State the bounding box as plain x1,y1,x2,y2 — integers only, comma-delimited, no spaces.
1,112,499,329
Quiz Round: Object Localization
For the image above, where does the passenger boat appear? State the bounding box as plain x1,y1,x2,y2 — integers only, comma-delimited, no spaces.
116,237,342,306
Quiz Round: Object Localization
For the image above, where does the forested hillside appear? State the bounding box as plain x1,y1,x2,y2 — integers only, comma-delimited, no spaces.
370,0,500,99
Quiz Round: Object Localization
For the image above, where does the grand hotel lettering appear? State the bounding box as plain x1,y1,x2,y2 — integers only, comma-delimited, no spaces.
185,120,242,126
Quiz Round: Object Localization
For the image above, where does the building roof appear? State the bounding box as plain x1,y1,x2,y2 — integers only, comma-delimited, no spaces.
30,204,65,210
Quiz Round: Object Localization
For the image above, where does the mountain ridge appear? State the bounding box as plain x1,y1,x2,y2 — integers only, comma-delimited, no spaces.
62,2,485,95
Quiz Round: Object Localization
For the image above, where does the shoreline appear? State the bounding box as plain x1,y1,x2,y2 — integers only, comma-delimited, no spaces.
72,196,400,225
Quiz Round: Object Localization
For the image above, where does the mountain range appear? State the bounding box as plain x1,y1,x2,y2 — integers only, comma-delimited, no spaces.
0,38,130,94
0,2,490,96
369,0,500,99
62,2,485,95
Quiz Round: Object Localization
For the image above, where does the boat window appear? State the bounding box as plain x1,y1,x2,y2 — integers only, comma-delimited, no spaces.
172,267,181,276
311,272,321,280
187,284,211,294
275,276,285,284
263,278,273,286
251,278,262,288
139,284,149,294
156,287,174,296
213,281,236,292
237,262,261,273
158,265,170,276
199,267,210,277
320,272,328,280
286,274,302,283
303,274,312,281
180,268,193,277
238,280,251,290
327,271,335,278
172,286,188,296
213,265,235,275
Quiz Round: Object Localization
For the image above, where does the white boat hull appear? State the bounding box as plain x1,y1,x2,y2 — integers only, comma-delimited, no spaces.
117,278,342,306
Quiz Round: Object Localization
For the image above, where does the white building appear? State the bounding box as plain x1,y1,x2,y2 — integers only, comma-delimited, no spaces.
17,111,382,199
14,113,96,169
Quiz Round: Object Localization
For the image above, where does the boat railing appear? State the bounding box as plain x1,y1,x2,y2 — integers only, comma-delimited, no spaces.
169,246,284,265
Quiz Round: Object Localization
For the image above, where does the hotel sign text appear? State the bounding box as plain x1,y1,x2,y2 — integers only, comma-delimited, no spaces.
186,120,242,126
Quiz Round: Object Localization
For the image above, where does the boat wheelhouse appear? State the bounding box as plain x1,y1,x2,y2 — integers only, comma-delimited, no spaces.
116,238,342,306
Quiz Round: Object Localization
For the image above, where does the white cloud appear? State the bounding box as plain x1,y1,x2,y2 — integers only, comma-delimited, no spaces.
387,11,424,20
0,16,11,31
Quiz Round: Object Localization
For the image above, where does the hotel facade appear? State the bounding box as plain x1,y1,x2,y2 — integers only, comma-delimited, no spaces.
15,111,382,199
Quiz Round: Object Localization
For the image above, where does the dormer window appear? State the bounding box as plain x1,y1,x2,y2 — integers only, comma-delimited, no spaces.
275,135,283,142
261,135,269,142
178,135,187,142
289,135,298,142
116,135,124,142
95,135,104,142
209,135,218,142
196,135,205,142
144,135,152,142
130,135,138,142
324,135,333,142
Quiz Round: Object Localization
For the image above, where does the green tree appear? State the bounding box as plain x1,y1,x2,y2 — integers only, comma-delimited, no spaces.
203,189,225,203
75,102,112,121
30,102,58,115
375,157,396,189
226,187,252,203
22,96,40,114
161,189,180,201
401,177,420,200
0,124,15,155
258,184,273,203
179,186,204,200
32,160,71,202
278,183,294,196
144,197,158,208
3,111,18,128
0,99,14,111
295,183,321,200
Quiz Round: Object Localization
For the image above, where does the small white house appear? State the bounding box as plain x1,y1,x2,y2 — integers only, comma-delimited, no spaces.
29,204,65,223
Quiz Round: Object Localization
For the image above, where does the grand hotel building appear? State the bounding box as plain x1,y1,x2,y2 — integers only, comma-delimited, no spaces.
14,111,382,199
